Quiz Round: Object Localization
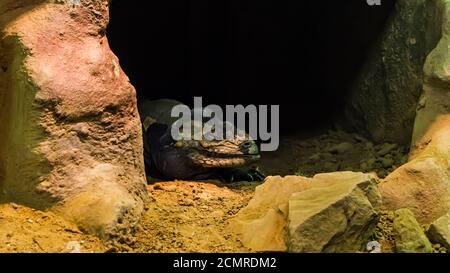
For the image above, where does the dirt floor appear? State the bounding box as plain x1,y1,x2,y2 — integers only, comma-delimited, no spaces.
0,181,259,253
3,181,446,254
0,129,411,253
260,129,408,178
115,181,259,253
0,203,106,253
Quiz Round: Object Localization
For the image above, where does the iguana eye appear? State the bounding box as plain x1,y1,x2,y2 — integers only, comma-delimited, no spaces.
174,141,184,148
199,140,209,148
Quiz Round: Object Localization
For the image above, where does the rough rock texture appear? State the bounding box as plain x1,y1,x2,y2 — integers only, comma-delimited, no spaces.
231,172,381,253
231,176,312,252
380,115,450,224
0,0,148,238
426,213,450,249
288,173,381,253
393,209,433,253
412,0,450,145
343,0,442,145
388,0,450,228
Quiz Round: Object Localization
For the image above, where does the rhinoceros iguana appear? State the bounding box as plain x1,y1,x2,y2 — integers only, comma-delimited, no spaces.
138,99,265,182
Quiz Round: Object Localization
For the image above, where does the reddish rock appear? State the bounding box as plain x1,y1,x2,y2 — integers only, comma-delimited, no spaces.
380,115,450,224
0,0,147,238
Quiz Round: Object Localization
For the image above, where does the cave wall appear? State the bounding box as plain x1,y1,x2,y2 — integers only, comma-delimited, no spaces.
379,0,450,224
343,0,443,145
0,0,147,238
412,0,450,146
356,0,450,225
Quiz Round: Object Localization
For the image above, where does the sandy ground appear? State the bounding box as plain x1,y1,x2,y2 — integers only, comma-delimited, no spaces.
0,204,105,253
0,129,409,253
0,181,258,253
2,181,445,253
120,181,259,253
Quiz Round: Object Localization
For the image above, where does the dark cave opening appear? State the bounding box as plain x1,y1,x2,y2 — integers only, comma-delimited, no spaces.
107,0,403,178
107,0,395,133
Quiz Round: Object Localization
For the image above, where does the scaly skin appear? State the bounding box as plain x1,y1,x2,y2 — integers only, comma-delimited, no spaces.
174,138,260,168
139,99,265,182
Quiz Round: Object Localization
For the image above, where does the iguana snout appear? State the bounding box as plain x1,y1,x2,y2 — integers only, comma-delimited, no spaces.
174,139,260,168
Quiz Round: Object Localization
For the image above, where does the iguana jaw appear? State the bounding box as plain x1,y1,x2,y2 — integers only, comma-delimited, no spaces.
189,153,260,168
174,138,261,168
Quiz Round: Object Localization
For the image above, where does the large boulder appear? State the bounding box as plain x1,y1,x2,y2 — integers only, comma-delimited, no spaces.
0,0,148,238
380,2,450,225
288,173,381,253
393,209,433,253
231,176,312,252
412,0,450,145
343,0,442,145
380,115,450,224
231,172,381,253
380,0,450,228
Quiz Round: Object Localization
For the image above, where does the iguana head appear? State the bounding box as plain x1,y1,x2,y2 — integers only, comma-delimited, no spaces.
170,120,260,168
172,138,260,168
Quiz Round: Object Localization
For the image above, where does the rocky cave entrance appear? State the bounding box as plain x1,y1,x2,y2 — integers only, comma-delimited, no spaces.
107,0,406,179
